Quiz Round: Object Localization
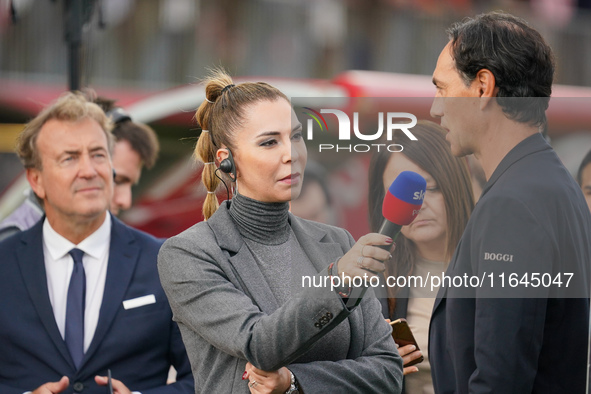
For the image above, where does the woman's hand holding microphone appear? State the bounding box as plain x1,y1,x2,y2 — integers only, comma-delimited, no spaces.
337,234,394,279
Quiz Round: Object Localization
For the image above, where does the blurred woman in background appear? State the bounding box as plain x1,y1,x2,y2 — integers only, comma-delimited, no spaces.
368,120,474,393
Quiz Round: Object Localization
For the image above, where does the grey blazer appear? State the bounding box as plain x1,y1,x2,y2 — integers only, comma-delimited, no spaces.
158,201,403,393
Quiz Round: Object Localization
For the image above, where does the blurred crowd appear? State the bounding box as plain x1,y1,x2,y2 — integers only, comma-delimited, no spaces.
1,0,591,87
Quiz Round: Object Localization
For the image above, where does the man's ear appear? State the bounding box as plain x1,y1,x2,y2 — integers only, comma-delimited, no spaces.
474,68,498,110
26,168,45,200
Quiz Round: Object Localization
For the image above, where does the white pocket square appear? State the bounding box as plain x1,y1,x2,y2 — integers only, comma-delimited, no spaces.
123,294,156,310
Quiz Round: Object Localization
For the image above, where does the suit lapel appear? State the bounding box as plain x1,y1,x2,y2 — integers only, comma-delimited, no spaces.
432,284,447,312
433,233,465,313
228,245,280,313
432,257,451,313
208,202,279,313
288,213,344,272
18,220,75,370
207,203,344,314
81,217,140,367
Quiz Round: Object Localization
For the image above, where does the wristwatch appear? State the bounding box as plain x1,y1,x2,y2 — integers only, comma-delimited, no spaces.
285,371,300,394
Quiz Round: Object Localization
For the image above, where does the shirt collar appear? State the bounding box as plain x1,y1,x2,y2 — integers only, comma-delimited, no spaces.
43,214,112,261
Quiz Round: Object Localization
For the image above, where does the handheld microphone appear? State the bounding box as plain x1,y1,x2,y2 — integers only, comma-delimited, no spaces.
345,171,426,308
378,170,427,248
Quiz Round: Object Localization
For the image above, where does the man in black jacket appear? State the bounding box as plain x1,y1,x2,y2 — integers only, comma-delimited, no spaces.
429,11,591,393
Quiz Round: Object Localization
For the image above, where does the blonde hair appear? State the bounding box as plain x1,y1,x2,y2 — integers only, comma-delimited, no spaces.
16,91,114,170
194,68,288,220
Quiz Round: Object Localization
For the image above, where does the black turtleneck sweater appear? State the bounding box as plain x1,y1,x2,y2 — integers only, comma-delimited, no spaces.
228,193,350,362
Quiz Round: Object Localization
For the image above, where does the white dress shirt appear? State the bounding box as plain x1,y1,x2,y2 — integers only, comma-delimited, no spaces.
42,214,111,352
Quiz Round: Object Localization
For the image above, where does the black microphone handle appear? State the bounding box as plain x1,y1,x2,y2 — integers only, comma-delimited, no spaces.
345,219,402,308
378,219,402,250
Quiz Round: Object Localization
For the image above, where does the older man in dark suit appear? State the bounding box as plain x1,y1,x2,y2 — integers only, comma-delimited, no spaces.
0,92,193,394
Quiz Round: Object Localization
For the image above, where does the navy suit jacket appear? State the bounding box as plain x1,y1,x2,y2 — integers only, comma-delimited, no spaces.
0,216,194,394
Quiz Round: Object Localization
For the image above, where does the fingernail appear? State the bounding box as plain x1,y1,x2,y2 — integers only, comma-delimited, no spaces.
242,371,248,380
410,345,416,351
388,254,393,259
386,237,393,244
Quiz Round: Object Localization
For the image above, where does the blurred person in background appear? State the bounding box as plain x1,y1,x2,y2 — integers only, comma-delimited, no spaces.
94,98,160,215
429,11,590,393
289,160,336,225
368,121,474,393
577,148,591,212
0,92,193,394
0,97,159,241
158,70,403,393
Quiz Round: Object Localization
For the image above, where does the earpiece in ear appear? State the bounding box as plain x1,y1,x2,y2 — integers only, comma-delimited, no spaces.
219,149,236,182
219,159,232,173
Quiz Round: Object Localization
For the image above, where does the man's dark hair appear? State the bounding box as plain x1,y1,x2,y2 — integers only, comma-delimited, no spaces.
94,97,160,169
447,11,555,128
112,121,159,168
577,149,591,186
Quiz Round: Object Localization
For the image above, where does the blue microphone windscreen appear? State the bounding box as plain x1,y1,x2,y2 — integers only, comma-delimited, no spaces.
387,171,427,205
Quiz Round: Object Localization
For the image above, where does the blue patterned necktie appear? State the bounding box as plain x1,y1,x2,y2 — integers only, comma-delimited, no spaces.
66,248,86,368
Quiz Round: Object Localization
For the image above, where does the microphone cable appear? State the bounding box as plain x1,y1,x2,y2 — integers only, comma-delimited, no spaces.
214,167,231,202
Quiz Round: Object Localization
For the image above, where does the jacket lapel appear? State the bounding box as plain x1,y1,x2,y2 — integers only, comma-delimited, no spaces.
229,245,280,313
289,213,345,272
208,202,279,313
207,203,345,314
18,219,76,370
80,216,140,367
432,284,447,313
